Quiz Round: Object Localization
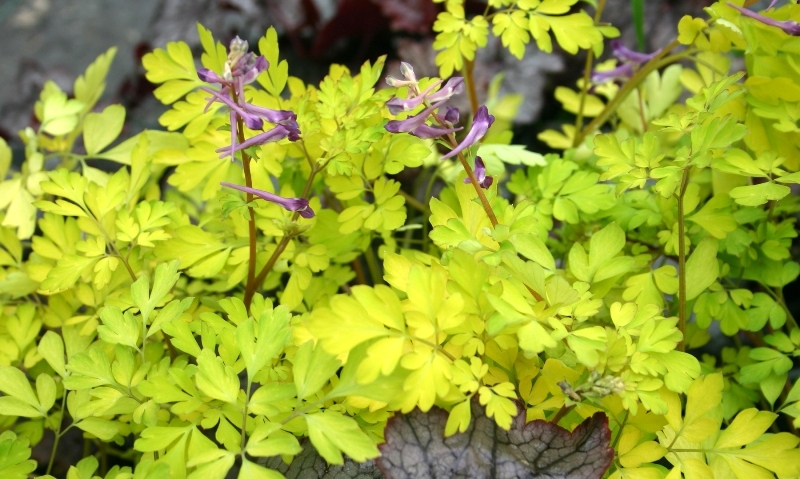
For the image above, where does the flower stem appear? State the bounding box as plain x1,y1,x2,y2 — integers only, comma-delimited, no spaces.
397,189,426,213
232,91,259,314
432,115,498,226
677,165,692,352
241,380,252,453
550,404,574,425
776,288,799,329
46,394,69,475
364,238,383,285
244,162,321,307
574,39,681,146
573,0,607,144
462,59,480,115
245,234,293,309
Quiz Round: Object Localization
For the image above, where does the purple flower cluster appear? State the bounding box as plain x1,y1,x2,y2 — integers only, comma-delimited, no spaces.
383,62,495,188
204,37,312,218
198,37,300,161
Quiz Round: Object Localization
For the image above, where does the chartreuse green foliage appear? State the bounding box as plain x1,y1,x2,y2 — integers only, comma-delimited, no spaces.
0,0,799,478
432,0,619,77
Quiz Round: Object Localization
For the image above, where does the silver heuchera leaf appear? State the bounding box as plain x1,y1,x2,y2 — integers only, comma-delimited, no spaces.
262,439,383,479
376,397,613,479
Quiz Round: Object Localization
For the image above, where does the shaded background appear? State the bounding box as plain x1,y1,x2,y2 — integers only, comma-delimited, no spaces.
0,0,714,155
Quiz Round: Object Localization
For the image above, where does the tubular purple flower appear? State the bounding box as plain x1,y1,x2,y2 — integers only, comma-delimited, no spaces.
410,124,462,139
386,79,443,114
463,157,493,188
385,101,446,134
727,2,800,35
240,55,268,85
386,61,419,88
221,182,315,218
241,103,297,124
198,68,226,84
425,77,465,103
611,40,660,63
225,37,257,79
591,63,635,83
443,107,460,125
593,41,660,85
440,105,495,160
216,123,299,159
200,87,264,130
400,62,416,82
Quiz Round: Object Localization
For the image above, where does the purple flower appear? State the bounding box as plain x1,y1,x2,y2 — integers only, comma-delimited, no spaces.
198,68,226,84
385,77,465,115
592,40,660,84
727,2,800,35
221,182,315,218
463,156,493,188
610,40,660,64
386,79,443,114
201,87,264,129
425,77,465,103
409,124,462,139
386,61,418,87
224,37,267,82
242,104,297,124
385,102,462,139
591,63,635,83
196,37,300,161
216,123,300,159
443,107,460,125
385,101,446,134
440,105,494,160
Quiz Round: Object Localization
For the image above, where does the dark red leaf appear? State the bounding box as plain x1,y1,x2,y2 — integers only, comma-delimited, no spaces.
376,398,614,479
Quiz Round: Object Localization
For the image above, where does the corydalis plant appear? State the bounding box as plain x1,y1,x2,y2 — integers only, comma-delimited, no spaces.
196,36,309,310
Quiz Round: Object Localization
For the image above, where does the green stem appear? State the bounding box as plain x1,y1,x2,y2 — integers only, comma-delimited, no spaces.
574,39,682,146
232,91,259,315
141,312,147,364
86,208,136,281
421,167,440,253
244,163,321,308
363,238,383,285
241,380,252,453
245,234,294,308
436,123,498,226
406,335,457,362
610,411,630,450
550,404,574,425
573,0,608,144
677,165,692,352
636,87,648,132
46,394,69,475
397,189,426,213
462,59,480,115
776,288,799,329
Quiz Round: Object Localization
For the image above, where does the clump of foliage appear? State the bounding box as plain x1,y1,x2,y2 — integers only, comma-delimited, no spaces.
1,0,800,478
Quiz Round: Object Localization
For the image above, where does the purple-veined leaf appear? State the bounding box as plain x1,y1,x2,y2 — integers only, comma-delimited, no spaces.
376,397,613,479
